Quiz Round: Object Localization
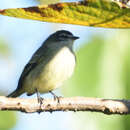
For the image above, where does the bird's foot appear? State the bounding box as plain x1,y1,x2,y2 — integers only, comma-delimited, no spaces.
38,96,44,106
35,88,44,113
49,91,62,103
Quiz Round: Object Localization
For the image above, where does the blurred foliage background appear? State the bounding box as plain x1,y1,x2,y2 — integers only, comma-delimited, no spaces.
0,0,130,130
0,39,16,130
63,30,130,130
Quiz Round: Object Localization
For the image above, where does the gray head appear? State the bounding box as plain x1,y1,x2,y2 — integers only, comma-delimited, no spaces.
46,30,79,43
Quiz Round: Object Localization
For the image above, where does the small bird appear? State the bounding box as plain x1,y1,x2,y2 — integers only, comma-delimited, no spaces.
7,30,79,101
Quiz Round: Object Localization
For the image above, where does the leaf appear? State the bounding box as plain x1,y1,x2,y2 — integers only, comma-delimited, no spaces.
0,0,130,28
37,0,60,5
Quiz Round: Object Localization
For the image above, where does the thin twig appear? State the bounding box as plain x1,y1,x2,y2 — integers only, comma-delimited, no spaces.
0,96,130,114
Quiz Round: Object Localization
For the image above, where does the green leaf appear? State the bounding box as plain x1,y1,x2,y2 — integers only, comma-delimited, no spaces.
0,0,130,28
37,0,60,5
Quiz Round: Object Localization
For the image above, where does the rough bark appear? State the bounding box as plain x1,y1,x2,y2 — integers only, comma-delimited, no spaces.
0,96,130,114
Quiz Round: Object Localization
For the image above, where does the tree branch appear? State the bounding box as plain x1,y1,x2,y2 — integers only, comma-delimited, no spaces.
0,96,130,114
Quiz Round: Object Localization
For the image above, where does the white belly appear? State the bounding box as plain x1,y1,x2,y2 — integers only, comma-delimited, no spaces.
24,47,76,94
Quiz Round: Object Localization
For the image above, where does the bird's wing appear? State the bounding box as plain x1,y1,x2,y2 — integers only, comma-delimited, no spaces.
17,46,47,90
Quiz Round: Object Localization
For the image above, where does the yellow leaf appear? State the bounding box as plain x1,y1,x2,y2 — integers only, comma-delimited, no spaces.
0,0,130,28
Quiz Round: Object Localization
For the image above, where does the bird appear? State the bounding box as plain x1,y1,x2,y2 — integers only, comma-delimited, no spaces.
7,30,79,102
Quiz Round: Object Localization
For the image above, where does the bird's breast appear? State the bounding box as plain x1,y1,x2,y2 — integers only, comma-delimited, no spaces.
39,47,75,92
47,47,76,80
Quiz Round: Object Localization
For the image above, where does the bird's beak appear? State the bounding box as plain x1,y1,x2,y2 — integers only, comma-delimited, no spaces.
71,36,79,40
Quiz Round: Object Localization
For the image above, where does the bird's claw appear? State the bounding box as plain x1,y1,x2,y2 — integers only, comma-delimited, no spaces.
49,91,62,104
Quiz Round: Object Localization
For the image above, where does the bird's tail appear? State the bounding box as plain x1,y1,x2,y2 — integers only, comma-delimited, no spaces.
7,89,23,97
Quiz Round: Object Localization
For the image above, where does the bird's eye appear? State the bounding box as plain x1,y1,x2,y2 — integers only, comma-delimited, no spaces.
59,33,67,37
59,33,72,39
57,34,69,41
